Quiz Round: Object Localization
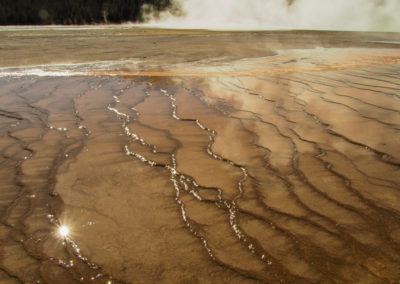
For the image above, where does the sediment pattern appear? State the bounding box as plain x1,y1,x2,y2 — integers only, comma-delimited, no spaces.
0,60,399,283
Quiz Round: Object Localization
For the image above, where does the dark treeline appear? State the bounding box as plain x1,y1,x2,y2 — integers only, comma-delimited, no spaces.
0,0,171,25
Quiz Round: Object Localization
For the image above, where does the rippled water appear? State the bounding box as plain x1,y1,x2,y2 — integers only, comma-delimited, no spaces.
0,27,400,283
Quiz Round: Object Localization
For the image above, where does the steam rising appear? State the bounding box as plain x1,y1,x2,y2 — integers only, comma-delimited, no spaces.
146,0,400,32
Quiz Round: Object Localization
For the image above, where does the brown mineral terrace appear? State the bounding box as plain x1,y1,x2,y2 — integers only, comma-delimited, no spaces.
0,27,399,283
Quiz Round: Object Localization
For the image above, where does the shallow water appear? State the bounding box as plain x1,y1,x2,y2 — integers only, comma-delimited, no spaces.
0,27,400,283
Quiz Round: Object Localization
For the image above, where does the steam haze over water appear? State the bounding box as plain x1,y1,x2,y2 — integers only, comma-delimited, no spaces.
146,0,400,32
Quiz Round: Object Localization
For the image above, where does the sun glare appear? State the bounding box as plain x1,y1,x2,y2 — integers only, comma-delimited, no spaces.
58,225,70,237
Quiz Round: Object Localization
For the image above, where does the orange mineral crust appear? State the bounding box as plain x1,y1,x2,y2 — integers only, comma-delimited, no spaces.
0,27,399,283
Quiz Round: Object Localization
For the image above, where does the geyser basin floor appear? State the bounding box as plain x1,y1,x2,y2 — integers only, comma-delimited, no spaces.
0,27,399,283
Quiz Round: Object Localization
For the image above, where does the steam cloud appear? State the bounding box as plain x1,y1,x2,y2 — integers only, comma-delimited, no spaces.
146,0,400,32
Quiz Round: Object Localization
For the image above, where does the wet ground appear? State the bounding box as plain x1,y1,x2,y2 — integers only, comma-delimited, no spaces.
0,27,400,283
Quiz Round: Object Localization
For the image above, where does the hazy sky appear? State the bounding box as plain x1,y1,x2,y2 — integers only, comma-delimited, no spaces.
148,0,400,32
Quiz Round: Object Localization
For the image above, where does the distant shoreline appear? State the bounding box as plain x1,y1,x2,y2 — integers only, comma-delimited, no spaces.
1,24,400,35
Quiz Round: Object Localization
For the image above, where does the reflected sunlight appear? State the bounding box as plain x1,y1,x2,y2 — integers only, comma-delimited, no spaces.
58,225,70,238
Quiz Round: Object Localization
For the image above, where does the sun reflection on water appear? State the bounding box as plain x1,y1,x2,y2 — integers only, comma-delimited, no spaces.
58,225,70,238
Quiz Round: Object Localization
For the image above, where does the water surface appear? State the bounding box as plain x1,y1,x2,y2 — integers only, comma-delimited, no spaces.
0,27,400,283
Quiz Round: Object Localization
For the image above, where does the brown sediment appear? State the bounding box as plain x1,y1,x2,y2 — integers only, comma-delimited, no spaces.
0,28,400,283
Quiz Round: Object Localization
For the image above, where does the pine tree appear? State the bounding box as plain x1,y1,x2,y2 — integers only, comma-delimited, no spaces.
0,0,171,25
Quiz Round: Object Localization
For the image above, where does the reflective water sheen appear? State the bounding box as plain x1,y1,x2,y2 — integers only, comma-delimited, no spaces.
0,27,400,283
